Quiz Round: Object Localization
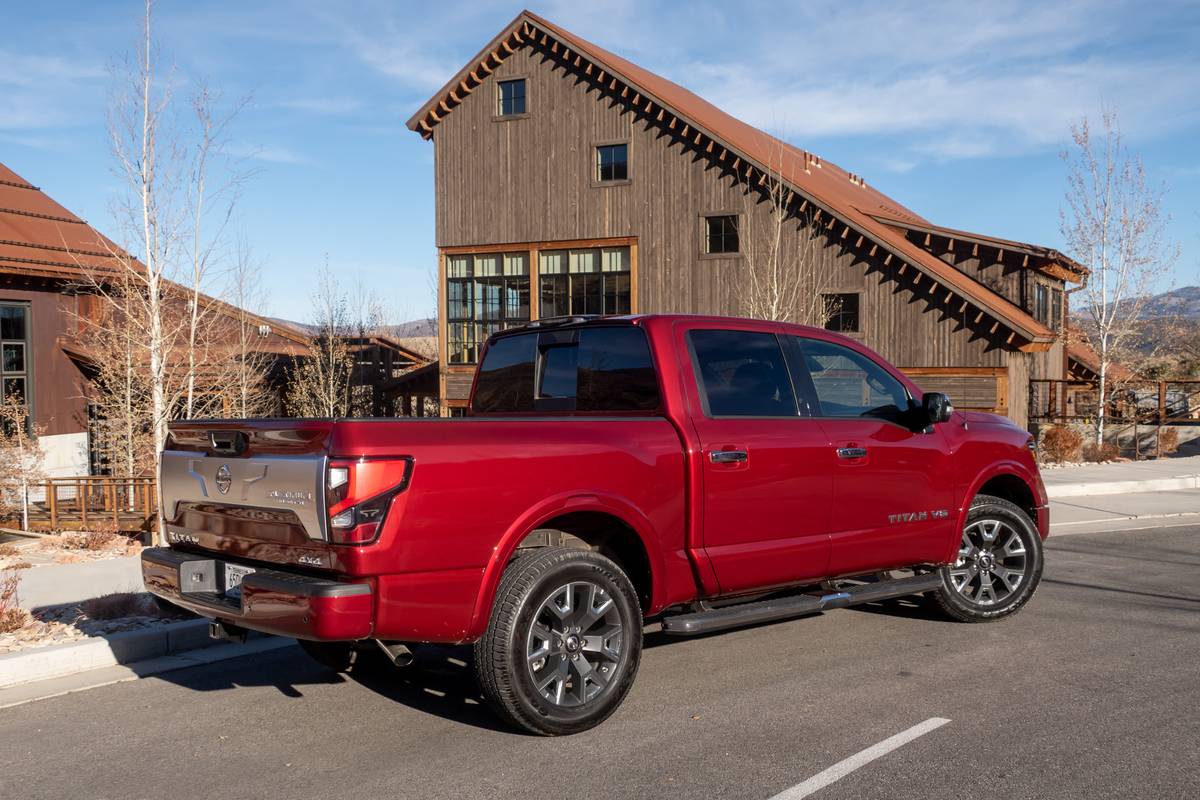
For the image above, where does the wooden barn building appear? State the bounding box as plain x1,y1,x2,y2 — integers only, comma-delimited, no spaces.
407,10,1087,426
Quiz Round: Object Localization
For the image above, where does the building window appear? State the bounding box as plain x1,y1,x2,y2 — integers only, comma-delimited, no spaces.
595,144,628,182
539,246,631,319
1,302,30,429
497,79,526,117
704,215,739,255
823,293,860,333
1051,288,1063,330
1033,284,1050,324
446,252,530,364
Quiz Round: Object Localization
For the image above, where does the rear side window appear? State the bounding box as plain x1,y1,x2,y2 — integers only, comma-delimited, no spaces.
474,326,659,413
689,330,797,417
795,337,909,420
473,334,536,412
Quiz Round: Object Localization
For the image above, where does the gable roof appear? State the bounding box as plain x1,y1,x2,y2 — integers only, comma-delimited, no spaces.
0,161,311,351
408,10,1081,349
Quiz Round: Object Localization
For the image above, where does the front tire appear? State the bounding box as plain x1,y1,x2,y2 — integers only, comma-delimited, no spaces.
935,494,1044,622
474,547,642,736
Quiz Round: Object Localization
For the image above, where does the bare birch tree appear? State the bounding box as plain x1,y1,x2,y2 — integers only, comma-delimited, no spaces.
285,264,355,418
1060,110,1178,444
0,396,46,530
736,139,841,325
224,239,276,418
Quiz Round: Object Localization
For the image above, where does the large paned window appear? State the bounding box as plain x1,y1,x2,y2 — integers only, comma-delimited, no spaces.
595,144,628,182
538,246,632,319
446,252,530,364
822,293,860,333
1,302,30,429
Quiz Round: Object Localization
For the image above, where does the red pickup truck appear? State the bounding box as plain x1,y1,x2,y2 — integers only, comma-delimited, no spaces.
143,314,1048,735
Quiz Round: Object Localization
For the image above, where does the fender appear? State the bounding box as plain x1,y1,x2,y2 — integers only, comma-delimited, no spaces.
464,490,667,641
947,460,1045,563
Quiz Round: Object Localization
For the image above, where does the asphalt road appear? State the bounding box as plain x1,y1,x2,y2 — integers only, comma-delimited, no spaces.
3,522,1199,800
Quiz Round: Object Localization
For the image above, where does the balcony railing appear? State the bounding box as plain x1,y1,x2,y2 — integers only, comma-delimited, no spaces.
1029,379,1200,425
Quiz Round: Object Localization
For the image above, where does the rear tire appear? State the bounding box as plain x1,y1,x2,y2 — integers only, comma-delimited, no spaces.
474,547,642,736
935,494,1043,622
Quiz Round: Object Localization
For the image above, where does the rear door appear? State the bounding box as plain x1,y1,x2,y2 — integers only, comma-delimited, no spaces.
683,325,834,594
785,335,955,576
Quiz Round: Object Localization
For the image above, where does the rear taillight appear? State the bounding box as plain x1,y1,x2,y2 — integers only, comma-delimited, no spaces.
326,457,413,545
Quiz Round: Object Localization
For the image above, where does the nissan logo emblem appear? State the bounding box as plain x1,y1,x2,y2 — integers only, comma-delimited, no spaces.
215,464,232,495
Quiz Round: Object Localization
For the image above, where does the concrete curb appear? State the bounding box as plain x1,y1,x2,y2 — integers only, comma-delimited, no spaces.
0,619,275,689
1046,475,1200,499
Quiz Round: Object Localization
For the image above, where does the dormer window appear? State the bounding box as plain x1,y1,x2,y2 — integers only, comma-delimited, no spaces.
497,79,526,117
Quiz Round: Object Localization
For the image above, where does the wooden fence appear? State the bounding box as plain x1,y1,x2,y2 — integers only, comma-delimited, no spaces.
18,477,158,533
1029,379,1200,425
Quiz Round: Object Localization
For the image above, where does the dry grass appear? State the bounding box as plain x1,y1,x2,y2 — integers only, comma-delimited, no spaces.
59,530,124,551
1040,426,1085,464
8,562,32,570
0,608,27,634
1158,427,1180,455
0,543,20,558
0,571,21,632
1082,441,1122,462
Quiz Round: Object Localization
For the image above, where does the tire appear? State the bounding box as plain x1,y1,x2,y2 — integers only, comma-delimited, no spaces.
935,494,1044,622
474,547,643,736
297,639,356,672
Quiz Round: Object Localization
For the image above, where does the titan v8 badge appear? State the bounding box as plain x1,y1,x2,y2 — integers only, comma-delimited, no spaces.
889,509,950,524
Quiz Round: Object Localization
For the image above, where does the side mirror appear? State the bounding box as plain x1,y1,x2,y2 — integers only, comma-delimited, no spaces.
923,392,954,425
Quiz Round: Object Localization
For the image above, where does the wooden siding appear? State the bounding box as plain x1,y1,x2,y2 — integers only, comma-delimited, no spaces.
430,38,1066,422
0,277,88,436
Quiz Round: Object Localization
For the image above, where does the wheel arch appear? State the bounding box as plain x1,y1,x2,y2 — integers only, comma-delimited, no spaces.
466,492,664,641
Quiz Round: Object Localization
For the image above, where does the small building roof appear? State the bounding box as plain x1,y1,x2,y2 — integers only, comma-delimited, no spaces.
408,10,1083,350
0,161,311,352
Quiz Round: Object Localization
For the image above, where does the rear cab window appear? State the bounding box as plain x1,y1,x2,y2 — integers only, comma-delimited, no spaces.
688,329,799,417
473,325,661,414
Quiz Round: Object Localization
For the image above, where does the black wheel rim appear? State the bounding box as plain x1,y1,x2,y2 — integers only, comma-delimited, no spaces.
525,581,624,708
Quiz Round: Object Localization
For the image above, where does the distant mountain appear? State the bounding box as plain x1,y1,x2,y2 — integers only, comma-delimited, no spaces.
383,317,436,338
1135,286,1200,319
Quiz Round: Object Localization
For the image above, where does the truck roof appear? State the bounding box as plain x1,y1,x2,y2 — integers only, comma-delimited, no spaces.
489,313,834,341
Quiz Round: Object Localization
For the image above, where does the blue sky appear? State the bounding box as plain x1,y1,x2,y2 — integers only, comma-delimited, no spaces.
3,0,1198,322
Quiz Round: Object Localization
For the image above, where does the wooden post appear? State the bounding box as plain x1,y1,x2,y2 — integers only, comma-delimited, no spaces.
48,480,57,530
109,479,118,527
79,478,87,528
1158,381,1167,424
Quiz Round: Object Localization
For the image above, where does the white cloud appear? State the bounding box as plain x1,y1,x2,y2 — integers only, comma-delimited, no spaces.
224,143,310,165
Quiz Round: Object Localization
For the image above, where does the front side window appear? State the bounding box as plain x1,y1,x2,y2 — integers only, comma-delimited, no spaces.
1,303,30,425
446,252,530,364
823,293,860,333
795,338,908,421
1034,284,1050,324
497,79,526,116
704,215,739,255
689,330,797,417
539,246,631,318
596,144,628,182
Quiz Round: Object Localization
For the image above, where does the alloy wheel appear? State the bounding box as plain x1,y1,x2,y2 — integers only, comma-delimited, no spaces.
525,581,625,708
949,518,1028,606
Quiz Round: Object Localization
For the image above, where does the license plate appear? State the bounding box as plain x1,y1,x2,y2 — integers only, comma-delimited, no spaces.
224,563,256,599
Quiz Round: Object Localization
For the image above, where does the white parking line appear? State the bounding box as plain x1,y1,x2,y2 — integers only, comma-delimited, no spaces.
768,717,951,800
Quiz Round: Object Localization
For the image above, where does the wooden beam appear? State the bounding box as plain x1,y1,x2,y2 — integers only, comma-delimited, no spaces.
884,253,893,266
502,40,515,55
855,235,864,248
974,311,984,324
989,322,1000,334
868,244,877,257
632,93,641,105
841,224,850,240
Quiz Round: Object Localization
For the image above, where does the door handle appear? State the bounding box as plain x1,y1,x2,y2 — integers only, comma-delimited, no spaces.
837,447,868,459
710,449,748,464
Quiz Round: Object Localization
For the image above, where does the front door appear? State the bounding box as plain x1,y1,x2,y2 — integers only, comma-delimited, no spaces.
786,335,955,577
685,326,834,594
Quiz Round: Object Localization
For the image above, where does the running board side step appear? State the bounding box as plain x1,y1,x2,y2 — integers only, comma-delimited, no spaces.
661,573,943,636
